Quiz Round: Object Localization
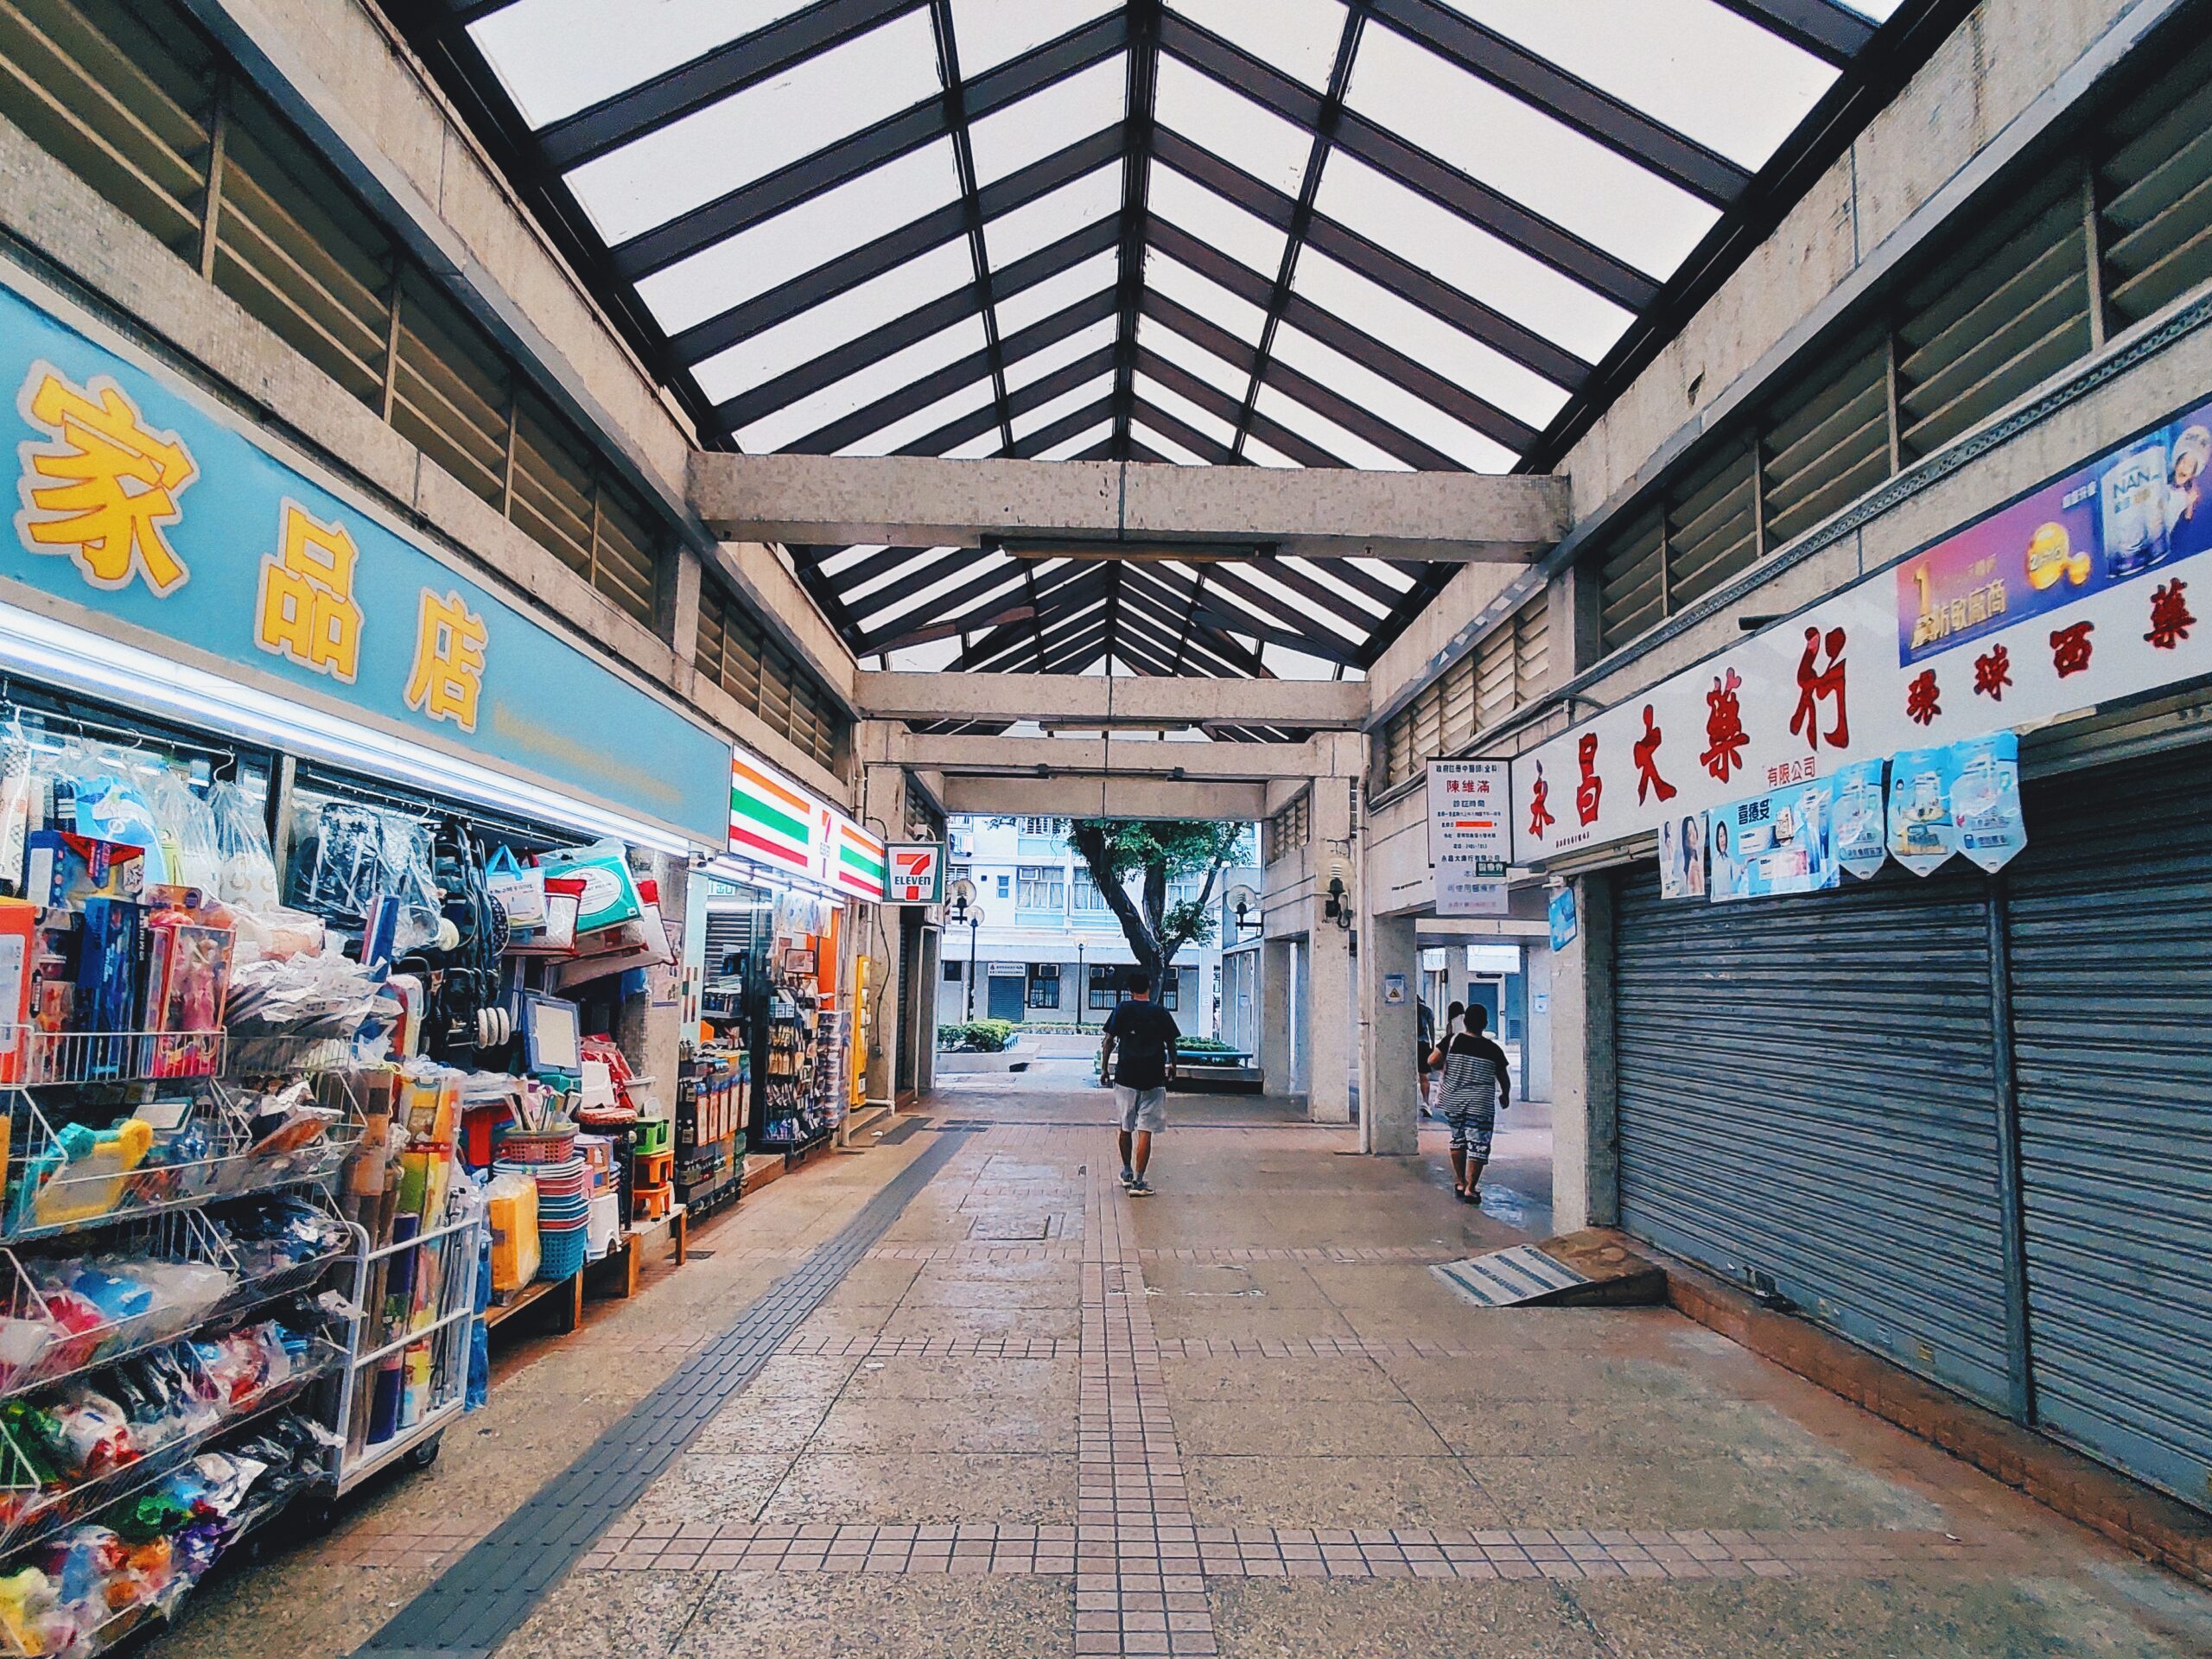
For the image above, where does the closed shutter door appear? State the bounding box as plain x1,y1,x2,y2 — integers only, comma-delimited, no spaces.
2007,751,2212,1508
1614,865,2014,1409
704,906,753,976
896,917,918,1093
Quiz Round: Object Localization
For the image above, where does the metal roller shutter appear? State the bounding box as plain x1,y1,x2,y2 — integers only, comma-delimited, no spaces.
2007,751,2212,1509
704,905,755,977
1614,865,2014,1409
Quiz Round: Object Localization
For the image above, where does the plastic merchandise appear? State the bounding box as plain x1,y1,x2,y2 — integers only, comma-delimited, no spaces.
204,781,280,914
222,949,381,1071
143,770,223,899
22,1120,155,1230
0,1564,70,1656
484,1172,539,1294
227,906,326,966
286,804,437,932
219,1195,348,1276
71,774,171,889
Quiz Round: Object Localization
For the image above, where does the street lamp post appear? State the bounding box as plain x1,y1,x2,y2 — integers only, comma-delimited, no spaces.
1075,940,1085,1031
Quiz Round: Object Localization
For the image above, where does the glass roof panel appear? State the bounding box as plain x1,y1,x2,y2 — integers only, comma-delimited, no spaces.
1132,374,1238,448
690,238,976,404
1147,254,1271,346
854,551,1014,626
1446,0,1836,169
1132,422,1205,466
565,10,944,245
993,251,1117,336
1037,420,1114,461
952,0,1120,77
837,375,996,456
1138,316,1253,401
1153,56,1315,200
1232,563,1363,639
1344,26,1720,277
817,543,890,578
1148,168,1289,281
1281,556,1387,617
1289,247,1571,426
1839,0,1904,17
1260,641,1347,679
943,429,1006,458
968,56,1128,186
1170,0,1347,92
982,164,1124,270
843,547,957,607
468,0,816,130
1313,153,1634,361
636,140,963,334
886,637,965,671
1003,316,1119,391
1010,373,1114,441
1242,431,1298,468
734,314,990,452
1254,383,1405,472
1270,321,1521,470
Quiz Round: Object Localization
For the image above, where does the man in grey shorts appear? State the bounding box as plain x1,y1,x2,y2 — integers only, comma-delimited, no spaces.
1099,973,1179,1195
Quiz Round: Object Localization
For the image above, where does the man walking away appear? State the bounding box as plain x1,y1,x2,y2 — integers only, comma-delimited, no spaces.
1430,1004,1511,1203
1101,973,1179,1195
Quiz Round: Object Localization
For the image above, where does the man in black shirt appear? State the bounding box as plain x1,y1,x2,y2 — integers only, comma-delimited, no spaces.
1100,973,1179,1195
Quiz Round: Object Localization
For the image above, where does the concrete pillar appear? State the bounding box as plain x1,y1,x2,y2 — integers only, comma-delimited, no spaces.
1306,911,1353,1123
1550,876,1618,1231
1259,937,1294,1096
662,545,704,677
1357,908,1420,1154
1289,940,1310,1094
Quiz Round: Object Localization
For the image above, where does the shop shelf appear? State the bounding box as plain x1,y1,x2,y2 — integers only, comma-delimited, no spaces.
0,1196,352,1401
0,1337,344,1560
2,1081,365,1245
0,1028,228,1090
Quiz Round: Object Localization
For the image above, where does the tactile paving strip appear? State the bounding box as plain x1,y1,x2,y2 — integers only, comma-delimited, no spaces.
351,1128,977,1659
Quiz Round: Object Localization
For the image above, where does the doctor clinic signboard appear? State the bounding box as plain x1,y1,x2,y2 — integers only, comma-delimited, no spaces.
1515,392,2212,868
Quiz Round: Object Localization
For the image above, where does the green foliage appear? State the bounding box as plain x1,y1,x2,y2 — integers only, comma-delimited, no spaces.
1065,818,1246,976
1173,1036,1238,1053
937,1019,1017,1053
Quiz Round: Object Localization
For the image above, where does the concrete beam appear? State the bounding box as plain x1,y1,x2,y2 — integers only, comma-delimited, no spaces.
859,671,1369,729
897,733,1316,780
690,454,1570,563
940,775,1266,820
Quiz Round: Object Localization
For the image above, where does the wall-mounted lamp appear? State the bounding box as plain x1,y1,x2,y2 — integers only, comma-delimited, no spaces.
1323,858,1352,931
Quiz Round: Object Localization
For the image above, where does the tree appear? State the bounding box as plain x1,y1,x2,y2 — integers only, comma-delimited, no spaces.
1066,820,1248,985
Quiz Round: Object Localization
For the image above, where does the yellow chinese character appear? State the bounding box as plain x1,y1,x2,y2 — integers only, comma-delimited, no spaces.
256,500,363,683
405,587,488,732
16,365,197,594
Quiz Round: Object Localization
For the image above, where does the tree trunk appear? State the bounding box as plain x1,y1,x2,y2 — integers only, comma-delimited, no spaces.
1069,822,1166,983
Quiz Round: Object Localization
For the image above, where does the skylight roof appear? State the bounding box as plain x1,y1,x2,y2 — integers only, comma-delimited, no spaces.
406,0,1935,696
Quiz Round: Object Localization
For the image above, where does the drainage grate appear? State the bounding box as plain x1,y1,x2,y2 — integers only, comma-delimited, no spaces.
352,1128,977,1658
1432,1245,1591,1308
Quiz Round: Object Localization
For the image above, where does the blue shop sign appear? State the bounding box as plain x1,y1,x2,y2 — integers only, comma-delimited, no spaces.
3,283,729,845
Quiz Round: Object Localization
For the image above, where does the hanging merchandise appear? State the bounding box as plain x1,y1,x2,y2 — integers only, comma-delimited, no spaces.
203,783,280,916
1886,747,1961,876
481,847,545,930
537,842,642,938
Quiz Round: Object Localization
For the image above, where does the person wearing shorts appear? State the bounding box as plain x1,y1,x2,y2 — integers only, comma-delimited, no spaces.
1100,973,1179,1195
1429,1004,1510,1203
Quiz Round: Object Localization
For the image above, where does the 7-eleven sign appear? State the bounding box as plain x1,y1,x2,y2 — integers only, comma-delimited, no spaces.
886,843,944,904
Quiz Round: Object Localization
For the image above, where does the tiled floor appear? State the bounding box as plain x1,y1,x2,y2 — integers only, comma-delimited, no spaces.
150,1089,2212,1659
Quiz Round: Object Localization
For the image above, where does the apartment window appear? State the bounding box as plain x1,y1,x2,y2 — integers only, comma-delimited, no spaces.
1089,964,1179,1012
1016,866,1065,912
995,874,1010,899
1019,817,1062,836
1072,872,1109,912
1262,791,1311,865
694,579,850,776
950,863,972,892
942,962,962,983
1027,963,1061,1009
1581,29,2212,658
0,0,677,630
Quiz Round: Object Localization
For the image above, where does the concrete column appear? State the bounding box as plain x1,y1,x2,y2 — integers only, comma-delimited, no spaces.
1289,940,1310,1095
662,545,704,680
1357,908,1420,1154
1259,937,1294,1096
1550,875,1618,1231
1306,911,1353,1123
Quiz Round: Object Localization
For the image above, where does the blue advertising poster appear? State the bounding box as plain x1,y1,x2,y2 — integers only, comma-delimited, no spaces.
1895,394,2212,665
1886,747,1960,876
1948,731,2026,872
1,283,731,845
1708,777,1839,903
1832,757,1888,880
1548,886,1578,951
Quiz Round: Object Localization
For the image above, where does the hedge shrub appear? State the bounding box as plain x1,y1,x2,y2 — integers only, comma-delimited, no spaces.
938,1019,1018,1053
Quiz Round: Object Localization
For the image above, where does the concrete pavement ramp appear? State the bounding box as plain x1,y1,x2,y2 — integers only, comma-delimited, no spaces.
1431,1229,1667,1309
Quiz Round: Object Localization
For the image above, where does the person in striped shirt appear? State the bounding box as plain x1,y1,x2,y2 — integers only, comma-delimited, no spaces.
1428,1003,1512,1204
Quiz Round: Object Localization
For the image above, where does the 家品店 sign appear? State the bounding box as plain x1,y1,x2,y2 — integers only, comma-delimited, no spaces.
886,842,944,904
1427,760,1509,916
1516,391,2212,864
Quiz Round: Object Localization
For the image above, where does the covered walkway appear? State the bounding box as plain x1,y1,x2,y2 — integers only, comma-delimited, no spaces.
150,1086,2211,1659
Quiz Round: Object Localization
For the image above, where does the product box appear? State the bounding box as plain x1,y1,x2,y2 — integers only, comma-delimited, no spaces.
0,899,35,1084
75,897,146,1077
23,830,144,909
144,921,234,1077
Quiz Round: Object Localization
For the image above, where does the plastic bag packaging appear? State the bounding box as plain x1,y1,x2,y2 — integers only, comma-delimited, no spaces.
206,781,280,912
287,804,438,930
230,906,326,965
73,772,171,887
144,769,222,897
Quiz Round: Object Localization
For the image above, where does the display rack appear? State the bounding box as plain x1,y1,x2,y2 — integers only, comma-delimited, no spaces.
329,1207,480,1496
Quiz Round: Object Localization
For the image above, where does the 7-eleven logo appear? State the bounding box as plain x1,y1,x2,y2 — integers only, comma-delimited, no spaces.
889,845,941,902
